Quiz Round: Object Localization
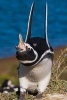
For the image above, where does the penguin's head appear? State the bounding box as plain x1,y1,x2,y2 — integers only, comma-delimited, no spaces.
16,34,38,64
16,34,53,66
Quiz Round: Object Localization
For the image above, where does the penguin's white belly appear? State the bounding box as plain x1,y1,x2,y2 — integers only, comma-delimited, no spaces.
19,58,52,92
27,58,52,82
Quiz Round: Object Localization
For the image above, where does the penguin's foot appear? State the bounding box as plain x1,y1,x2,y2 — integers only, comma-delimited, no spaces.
36,92,43,99
36,93,42,99
20,92,26,100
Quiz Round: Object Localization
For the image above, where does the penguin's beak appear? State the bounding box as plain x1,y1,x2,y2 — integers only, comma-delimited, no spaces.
16,34,26,51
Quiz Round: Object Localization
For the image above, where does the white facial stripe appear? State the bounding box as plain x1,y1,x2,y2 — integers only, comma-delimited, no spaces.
31,49,54,66
18,43,33,52
20,43,38,64
24,43,32,49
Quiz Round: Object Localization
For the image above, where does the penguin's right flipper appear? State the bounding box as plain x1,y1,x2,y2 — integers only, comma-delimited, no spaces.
25,2,35,42
45,2,50,48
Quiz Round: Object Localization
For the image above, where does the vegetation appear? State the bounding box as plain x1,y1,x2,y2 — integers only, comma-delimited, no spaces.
46,47,67,94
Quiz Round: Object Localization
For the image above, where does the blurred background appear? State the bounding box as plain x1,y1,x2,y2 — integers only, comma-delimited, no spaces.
0,0,67,58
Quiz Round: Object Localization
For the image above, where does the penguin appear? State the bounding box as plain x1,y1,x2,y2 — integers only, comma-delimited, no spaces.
1,79,14,94
0,79,20,95
16,2,54,100
1,79,14,89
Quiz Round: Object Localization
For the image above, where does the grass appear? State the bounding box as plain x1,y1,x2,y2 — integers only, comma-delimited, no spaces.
45,47,67,94
0,47,67,100
0,92,18,100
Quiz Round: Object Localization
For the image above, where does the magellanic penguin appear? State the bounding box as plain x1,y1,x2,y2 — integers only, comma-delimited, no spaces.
16,2,54,100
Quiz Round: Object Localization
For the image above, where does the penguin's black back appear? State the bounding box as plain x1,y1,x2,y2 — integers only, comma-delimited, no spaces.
27,37,53,57
24,37,53,66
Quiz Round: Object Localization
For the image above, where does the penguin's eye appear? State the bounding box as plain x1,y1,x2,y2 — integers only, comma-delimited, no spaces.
26,46,31,51
33,43,37,46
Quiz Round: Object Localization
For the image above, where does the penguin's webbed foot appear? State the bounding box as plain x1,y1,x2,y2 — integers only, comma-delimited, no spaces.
36,92,43,99
20,92,26,100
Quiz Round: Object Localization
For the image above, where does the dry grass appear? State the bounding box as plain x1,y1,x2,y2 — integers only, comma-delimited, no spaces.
0,92,18,100
45,47,67,94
